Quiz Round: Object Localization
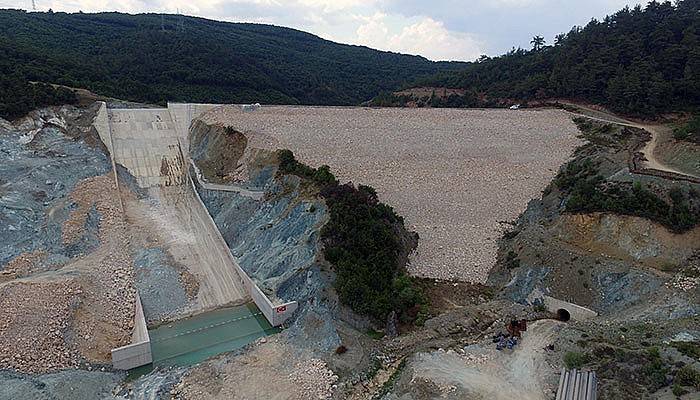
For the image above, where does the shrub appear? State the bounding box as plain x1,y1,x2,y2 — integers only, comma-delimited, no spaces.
278,150,423,323
564,351,589,369
673,115,700,144
672,383,688,397
676,365,700,389
671,341,700,359
505,251,520,269
556,159,699,233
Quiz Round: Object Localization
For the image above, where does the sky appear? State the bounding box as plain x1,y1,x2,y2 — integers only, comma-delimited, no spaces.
2,0,652,61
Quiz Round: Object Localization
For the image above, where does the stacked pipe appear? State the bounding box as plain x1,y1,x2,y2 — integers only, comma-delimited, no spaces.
555,368,597,400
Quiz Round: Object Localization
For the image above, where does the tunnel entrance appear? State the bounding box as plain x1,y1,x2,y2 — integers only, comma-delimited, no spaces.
557,308,571,322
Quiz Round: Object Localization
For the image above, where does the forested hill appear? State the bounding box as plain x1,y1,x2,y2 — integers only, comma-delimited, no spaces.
380,0,700,116
0,10,465,118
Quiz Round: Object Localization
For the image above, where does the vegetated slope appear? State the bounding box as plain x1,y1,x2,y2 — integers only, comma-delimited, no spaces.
0,10,464,115
0,75,77,120
375,0,700,116
489,117,700,398
277,150,424,324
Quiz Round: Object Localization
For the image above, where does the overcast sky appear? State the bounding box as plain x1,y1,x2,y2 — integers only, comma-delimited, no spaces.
3,0,652,61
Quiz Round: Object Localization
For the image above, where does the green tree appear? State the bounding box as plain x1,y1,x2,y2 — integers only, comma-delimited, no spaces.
531,35,546,51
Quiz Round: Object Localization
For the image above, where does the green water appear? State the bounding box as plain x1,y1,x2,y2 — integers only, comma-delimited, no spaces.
128,303,278,378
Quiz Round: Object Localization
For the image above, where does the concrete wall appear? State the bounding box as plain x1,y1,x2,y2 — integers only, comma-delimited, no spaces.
543,295,598,321
107,108,186,188
93,102,123,211
168,102,218,148
111,295,152,370
170,102,299,326
188,174,298,326
527,288,598,321
93,102,113,154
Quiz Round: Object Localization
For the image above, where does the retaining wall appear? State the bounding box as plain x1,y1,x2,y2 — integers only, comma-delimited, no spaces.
96,104,298,371
543,295,598,321
171,102,299,326
111,295,152,370
527,288,598,321
188,174,298,326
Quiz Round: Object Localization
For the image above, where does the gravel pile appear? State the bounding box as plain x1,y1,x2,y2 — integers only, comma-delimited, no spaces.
202,106,581,282
65,174,136,363
288,358,338,400
134,247,189,323
0,281,80,373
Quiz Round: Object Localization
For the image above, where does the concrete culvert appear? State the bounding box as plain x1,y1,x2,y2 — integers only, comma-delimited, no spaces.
557,308,571,322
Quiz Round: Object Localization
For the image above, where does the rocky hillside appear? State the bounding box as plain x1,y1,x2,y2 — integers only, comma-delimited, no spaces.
489,117,700,398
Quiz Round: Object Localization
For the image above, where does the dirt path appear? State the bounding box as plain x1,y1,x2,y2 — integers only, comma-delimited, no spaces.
565,104,698,179
411,319,563,399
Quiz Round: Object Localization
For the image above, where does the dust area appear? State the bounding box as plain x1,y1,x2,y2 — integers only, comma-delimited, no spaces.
173,337,337,400
201,106,581,283
409,319,563,400
553,213,700,269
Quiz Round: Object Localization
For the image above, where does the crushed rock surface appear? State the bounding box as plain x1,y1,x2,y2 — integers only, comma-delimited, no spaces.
173,336,337,400
202,106,582,283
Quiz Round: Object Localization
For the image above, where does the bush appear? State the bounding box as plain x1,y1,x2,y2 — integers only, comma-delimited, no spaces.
0,74,78,120
671,341,700,359
335,345,348,354
642,347,668,390
676,365,700,389
672,383,688,397
564,351,589,369
277,149,338,188
555,159,700,233
673,115,700,144
278,149,423,323
504,251,520,269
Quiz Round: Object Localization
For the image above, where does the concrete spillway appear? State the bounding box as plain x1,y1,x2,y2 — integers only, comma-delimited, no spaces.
108,108,249,310
94,102,297,370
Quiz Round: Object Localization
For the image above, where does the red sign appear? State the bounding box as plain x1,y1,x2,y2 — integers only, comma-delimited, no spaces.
276,305,287,313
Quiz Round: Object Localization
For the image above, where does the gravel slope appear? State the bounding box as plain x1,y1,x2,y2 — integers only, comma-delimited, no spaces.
201,106,581,283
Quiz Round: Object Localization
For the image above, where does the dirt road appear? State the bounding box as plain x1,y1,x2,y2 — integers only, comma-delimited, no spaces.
566,104,698,179
411,319,563,399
